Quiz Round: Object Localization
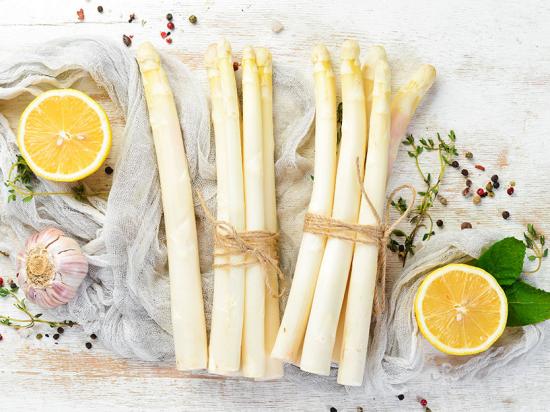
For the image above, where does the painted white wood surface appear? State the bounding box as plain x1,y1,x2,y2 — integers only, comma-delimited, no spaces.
1,0,550,410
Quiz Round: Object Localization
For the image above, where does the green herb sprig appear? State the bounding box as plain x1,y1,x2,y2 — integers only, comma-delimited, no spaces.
523,224,548,274
389,131,458,264
0,286,75,330
4,155,103,203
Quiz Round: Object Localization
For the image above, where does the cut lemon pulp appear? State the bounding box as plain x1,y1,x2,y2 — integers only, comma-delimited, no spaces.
414,263,507,356
17,89,111,182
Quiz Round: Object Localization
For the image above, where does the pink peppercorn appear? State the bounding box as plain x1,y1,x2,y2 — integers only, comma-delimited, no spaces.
420,399,428,407
476,188,485,196
507,187,515,196
0,277,3,287
167,21,175,30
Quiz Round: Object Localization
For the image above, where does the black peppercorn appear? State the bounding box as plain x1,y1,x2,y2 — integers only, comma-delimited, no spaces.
493,181,500,189
330,408,337,412
105,166,114,175
397,394,405,401
97,6,104,13
57,327,64,334
491,174,499,183
53,333,60,340
85,342,93,349
465,179,472,187
166,13,173,21
502,211,510,220
436,219,443,228
461,169,469,177
90,333,97,340
451,160,459,168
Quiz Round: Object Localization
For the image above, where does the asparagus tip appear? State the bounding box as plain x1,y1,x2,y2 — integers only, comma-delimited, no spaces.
341,39,360,60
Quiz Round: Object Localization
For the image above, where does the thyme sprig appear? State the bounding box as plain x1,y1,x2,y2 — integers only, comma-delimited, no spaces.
389,131,458,265
0,286,74,330
4,155,104,202
524,224,548,274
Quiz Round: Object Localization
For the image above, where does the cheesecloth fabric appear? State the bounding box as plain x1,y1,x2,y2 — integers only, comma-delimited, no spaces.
0,38,542,393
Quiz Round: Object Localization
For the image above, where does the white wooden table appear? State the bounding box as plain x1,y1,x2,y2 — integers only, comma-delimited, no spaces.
1,1,550,410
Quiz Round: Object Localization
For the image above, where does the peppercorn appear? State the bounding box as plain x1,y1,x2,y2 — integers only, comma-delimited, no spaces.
122,35,132,47
461,169,469,177
476,188,485,196
473,194,481,205
90,333,97,340
189,15,198,24
233,61,239,71
45,334,49,338
330,408,337,412
397,394,405,401
0,277,3,287
461,222,473,230
481,191,488,198
465,179,472,187
166,13,173,21
53,333,60,340
105,166,114,175
502,211,510,220
493,181,500,189
507,187,514,196
85,342,93,349
420,399,428,407
57,327,64,334
398,244,405,252
438,195,448,206
465,151,473,159
488,191,495,198
475,164,485,171
462,187,470,197
9,280,17,290
451,160,459,168
510,181,516,187
0,334,3,341
167,21,175,30
97,6,104,13
36,333,43,340
486,182,493,191
161,31,168,38
491,174,499,183
436,219,443,228
166,38,173,44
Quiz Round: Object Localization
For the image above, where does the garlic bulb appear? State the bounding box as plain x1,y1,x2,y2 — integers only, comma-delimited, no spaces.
16,228,88,309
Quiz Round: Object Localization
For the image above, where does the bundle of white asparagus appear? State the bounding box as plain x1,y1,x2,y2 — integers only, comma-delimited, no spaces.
273,40,435,386
136,42,208,371
206,40,283,379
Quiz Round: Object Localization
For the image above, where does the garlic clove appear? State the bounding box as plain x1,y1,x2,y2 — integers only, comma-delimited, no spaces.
17,227,89,309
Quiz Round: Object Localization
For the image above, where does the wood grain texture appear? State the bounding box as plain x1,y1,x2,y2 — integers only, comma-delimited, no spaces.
1,0,550,410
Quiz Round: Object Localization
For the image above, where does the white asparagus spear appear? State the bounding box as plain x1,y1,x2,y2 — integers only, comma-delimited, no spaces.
136,42,207,370
300,40,367,375
363,46,387,128
241,46,267,378
208,40,247,374
272,44,337,363
338,57,392,386
387,65,436,176
255,47,284,380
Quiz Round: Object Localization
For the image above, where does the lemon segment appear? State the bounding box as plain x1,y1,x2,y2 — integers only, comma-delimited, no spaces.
17,89,112,182
414,263,508,356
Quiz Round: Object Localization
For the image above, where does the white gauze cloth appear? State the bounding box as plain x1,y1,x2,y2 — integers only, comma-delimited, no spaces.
0,38,314,362
0,38,543,393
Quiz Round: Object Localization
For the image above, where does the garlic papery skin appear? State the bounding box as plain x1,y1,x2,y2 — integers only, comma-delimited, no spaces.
16,228,89,309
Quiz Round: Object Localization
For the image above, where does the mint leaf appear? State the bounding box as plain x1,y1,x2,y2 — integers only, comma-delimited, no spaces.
504,280,550,326
473,237,526,286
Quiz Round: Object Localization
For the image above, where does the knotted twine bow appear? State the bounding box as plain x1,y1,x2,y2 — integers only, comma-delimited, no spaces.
303,164,416,315
197,193,285,297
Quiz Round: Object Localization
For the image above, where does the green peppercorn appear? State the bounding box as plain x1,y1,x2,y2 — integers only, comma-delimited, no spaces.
486,181,493,191
189,15,197,24
473,194,481,205
465,151,473,159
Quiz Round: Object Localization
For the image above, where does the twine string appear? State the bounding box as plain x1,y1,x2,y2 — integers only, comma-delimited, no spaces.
196,192,285,298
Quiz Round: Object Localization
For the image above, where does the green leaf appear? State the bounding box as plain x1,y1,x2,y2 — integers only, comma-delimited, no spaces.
473,237,526,286
504,280,550,326
528,224,537,238
544,249,549,258
391,229,406,237
0,287,11,297
22,196,33,203
528,255,537,262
